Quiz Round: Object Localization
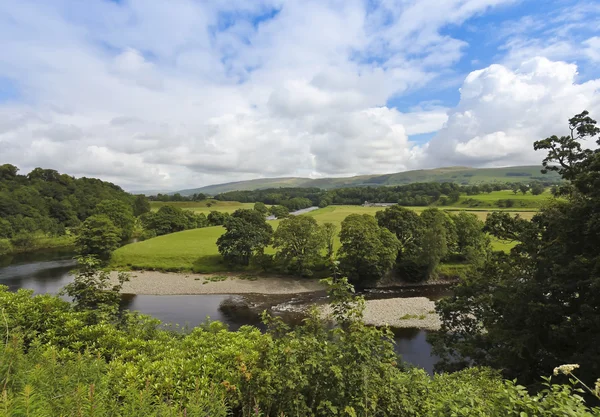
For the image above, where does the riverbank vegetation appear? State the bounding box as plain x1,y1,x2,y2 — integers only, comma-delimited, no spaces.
432,110,600,388
0,165,147,255
1,266,597,416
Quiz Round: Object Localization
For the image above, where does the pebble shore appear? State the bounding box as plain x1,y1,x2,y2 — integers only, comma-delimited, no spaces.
322,297,441,330
110,270,325,295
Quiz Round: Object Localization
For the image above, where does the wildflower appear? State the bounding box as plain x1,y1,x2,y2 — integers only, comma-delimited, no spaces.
553,364,580,376
595,378,600,398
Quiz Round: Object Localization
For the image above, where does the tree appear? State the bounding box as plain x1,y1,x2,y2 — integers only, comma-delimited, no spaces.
338,214,400,287
217,209,273,266
375,205,422,258
141,205,190,235
450,212,490,261
322,222,338,259
433,111,600,386
416,213,448,277
273,215,326,275
254,202,268,216
269,205,289,219
530,182,545,196
519,184,529,195
133,194,151,216
60,256,129,323
208,210,229,226
94,199,135,241
75,214,121,260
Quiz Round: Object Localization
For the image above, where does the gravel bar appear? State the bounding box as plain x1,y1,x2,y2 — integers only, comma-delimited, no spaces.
322,297,441,330
110,271,325,295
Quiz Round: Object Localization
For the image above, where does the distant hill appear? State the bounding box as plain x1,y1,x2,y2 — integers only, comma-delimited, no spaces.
175,166,560,196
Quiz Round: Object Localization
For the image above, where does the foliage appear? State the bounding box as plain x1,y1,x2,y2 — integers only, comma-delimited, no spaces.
269,205,289,219
338,214,400,287
75,214,121,260
217,209,273,266
322,222,337,259
0,165,134,250
375,205,422,257
433,110,600,388
141,204,207,236
1,278,599,416
94,199,135,241
208,210,230,226
253,201,268,215
272,215,326,276
132,194,151,216
60,256,129,323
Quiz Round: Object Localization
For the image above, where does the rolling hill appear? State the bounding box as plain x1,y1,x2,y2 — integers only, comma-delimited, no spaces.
176,165,561,196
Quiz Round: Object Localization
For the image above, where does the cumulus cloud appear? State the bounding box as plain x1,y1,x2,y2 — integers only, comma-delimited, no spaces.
425,57,600,167
0,0,598,190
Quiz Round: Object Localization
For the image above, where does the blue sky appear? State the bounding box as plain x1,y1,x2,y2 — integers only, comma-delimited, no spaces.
0,0,599,190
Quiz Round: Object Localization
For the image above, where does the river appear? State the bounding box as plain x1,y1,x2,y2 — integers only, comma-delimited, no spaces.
0,249,445,373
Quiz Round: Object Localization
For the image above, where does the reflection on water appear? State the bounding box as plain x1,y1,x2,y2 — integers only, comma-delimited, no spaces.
0,249,76,293
1,249,442,372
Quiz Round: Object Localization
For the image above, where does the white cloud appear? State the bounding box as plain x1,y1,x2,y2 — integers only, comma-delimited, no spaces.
425,57,600,167
0,0,598,190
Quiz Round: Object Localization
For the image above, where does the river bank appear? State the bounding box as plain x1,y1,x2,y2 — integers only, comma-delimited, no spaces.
0,235,75,256
109,270,444,330
321,297,440,330
111,270,326,295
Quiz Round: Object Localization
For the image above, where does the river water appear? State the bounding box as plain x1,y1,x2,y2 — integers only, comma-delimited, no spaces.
0,249,446,373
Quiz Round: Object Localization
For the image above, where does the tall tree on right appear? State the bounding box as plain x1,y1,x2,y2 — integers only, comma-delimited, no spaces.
432,111,600,386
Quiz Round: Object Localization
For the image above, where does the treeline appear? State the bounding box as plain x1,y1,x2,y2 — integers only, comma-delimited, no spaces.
0,164,151,255
214,205,488,284
148,192,207,202
1,263,597,416
213,180,553,208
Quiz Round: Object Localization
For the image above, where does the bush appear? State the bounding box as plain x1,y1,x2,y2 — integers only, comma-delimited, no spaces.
0,238,12,255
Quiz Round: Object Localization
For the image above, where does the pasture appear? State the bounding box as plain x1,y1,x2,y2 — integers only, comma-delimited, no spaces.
150,200,257,214
113,205,532,273
456,190,552,208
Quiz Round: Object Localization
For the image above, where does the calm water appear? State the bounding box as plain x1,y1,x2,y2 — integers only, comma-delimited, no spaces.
0,249,442,373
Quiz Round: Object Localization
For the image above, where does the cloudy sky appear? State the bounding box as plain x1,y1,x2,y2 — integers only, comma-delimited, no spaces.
1,0,599,191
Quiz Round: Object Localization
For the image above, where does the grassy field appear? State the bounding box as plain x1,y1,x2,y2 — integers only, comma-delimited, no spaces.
113,205,533,273
456,190,552,208
150,200,257,214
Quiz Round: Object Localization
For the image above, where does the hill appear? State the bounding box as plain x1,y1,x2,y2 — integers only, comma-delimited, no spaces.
176,165,560,195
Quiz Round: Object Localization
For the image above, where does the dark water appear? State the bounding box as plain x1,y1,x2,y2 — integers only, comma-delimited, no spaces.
0,250,442,373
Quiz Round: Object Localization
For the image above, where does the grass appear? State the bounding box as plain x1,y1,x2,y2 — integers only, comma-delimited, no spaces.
113,204,532,273
455,190,553,208
150,200,258,214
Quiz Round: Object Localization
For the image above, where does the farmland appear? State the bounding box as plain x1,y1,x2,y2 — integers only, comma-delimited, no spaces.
112,205,530,273
150,200,256,214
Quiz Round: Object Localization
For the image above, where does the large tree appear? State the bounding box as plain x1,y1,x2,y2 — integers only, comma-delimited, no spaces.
94,199,135,241
432,111,600,386
217,209,273,266
338,214,400,287
375,205,422,257
273,215,325,276
75,214,121,260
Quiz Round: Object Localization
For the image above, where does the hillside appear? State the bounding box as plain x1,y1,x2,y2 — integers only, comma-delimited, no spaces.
176,165,561,195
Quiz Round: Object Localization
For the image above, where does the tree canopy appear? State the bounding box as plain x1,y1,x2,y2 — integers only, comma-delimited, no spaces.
217,209,273,266
433,110,600,387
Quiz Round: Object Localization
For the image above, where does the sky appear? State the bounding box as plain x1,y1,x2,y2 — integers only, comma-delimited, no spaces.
1,0,599,191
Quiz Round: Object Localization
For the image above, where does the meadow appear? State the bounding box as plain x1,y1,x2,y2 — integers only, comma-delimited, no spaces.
112,205,527,273
150,200,257,214
455,189,553,208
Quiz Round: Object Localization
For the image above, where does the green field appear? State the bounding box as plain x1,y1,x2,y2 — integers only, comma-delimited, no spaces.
456,190,553,208
150,200,257,214
113,205,532,273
